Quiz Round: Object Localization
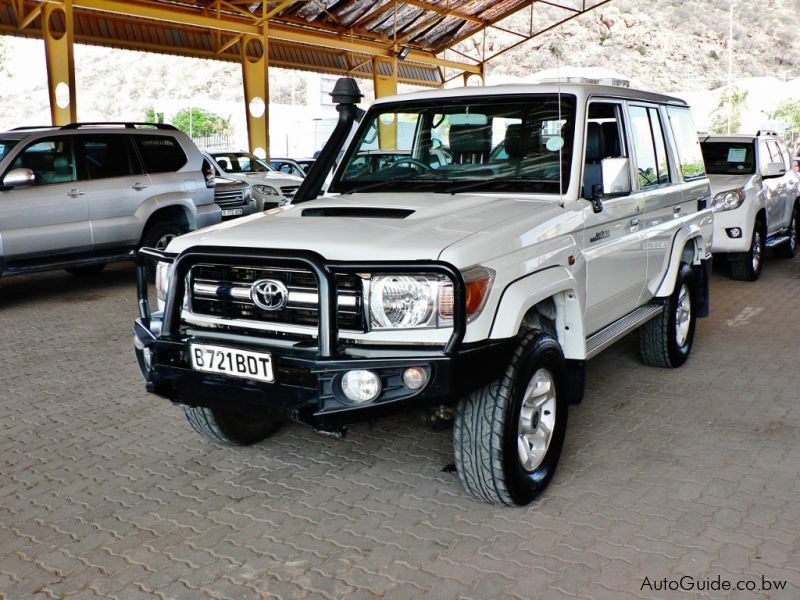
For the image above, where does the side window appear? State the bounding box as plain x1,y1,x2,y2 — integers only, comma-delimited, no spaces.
584,101,630,199
767,141,785,166
629,106,659,188
75,135,133,180
667,106,706,180
10,137,75,185
649,108,671,184
134,135,187,174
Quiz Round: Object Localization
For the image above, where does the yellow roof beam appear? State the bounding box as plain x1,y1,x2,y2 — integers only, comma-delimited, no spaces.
70,0,481,74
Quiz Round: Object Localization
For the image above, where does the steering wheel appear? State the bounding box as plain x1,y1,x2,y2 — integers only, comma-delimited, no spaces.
390,157,432,172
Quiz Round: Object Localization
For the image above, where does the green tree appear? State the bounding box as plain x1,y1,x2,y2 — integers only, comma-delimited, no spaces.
709,87,749,134
143,106,164,124
769,99,800,131
172,107,231,138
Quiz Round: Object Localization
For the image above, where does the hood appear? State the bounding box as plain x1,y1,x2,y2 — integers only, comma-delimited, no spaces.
706,173,754,194
168,193,552,262
244,172,303,185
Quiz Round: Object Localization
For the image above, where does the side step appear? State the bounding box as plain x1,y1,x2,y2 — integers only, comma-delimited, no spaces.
3,251,135,276
586,304,663,360
765,235,790,248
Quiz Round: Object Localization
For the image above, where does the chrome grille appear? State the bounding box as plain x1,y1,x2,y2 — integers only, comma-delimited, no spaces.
214,187,247,207
188,264,364,332
280,185,299,199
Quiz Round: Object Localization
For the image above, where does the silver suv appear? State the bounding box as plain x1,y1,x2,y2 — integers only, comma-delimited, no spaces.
0,122,220,278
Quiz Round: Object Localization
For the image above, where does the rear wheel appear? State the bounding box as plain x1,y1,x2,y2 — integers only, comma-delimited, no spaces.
775,205,797,259
453,330,568,506
730,222,764,281
140,220,187,282
183,406,282,446
639,263,696,368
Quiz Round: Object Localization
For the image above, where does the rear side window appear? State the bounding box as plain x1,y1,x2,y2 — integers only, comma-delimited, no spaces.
667,107,706,180
76,134,135,180
629,106,659,188
134,135,187,173
10,137,76,185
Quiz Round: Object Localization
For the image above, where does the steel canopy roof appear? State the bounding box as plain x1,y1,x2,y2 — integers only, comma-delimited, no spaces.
0,1,611,86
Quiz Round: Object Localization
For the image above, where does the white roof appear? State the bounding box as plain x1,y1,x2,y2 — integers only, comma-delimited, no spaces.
373,83,687,107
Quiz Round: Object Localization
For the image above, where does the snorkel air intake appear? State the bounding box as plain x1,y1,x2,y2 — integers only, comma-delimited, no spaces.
292,77,363,203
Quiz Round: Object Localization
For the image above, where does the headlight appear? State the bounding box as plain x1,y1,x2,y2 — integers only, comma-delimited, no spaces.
367,266,495,330
253,184,279,196
155,261,172,302
711,188,745,212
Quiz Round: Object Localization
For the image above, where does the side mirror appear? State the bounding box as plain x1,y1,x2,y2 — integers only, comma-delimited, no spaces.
762,162,786,178
590,183,604,213
2,168,35,189
602,158,632,195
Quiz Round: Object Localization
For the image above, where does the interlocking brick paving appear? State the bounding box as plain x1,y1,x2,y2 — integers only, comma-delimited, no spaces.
1,257,798,599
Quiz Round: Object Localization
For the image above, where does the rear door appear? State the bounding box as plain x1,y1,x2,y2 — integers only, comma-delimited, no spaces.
74,133,151,250
0,136,92,263
132,134,192,200
765,140,794,233
626,103,688,299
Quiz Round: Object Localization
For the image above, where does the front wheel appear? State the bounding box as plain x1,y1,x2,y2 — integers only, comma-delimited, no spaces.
639,263,696,368
729,223,764,281
183,406,282,446
453,331,568,506
140,220,187,282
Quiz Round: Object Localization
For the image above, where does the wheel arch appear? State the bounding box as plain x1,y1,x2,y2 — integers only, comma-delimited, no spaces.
654,226,707,299
135,193,199,239
489,266,586,360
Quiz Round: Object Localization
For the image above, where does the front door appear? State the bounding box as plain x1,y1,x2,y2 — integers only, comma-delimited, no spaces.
582,100,648,335
0,136,92,264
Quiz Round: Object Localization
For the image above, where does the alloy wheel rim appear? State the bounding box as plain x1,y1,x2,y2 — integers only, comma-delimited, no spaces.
155,233,176,250
752,230,762,272
517,368,557,472
675,283,692,347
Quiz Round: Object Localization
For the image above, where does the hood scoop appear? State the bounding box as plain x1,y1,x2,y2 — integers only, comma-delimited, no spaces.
301,207,414,219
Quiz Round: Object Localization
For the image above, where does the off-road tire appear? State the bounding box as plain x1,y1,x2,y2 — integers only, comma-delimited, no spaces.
453,330,568,506
729,221,764,281
775,204,798,259
183,406,282,446
639,263,696,368
140,220,187,282
65,264,106,277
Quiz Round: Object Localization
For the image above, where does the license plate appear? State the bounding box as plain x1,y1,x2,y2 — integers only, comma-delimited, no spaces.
222,208,243,217
190,343,274,383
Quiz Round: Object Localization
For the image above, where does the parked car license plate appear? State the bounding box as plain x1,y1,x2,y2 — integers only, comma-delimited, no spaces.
221,208,243,217
190,343,274,383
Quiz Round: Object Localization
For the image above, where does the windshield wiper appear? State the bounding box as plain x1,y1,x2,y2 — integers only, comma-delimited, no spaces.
444,175,557,195
341,173,447,195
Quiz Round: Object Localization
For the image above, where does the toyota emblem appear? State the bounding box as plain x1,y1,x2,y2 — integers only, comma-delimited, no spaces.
251,279,289,311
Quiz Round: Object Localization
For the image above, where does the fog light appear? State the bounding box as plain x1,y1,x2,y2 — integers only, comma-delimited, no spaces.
341,370,381,403
402,367,429,391
727,227,742,239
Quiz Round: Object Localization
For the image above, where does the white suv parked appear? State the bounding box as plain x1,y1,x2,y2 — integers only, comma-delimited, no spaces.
134,79,713,506
700,132,799,280
204,150,303,210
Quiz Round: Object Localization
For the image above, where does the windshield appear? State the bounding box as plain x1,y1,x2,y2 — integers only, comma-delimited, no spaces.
0,139,20,162
330,95,576,194
212,152,273,174
700,141,756,175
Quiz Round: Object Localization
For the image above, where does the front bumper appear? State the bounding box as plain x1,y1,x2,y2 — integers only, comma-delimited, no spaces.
710,205,756,254
218,200,258,221
133,246,510,430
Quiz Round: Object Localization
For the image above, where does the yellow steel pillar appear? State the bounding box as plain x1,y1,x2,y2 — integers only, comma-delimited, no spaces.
43,0,77,125
241,24,269,159
373,57,398,150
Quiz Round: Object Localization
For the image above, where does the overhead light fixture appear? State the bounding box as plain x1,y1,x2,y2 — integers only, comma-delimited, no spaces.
397,45,412,61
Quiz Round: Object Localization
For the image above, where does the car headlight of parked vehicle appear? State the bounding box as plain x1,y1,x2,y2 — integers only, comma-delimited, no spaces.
711,188,745,212
367,266,494,330
253,184,280,196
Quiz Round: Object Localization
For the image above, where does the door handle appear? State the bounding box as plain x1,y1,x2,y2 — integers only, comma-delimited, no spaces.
67,189,85,197
630,217,641,230
673,206,682,218
132,182,148,191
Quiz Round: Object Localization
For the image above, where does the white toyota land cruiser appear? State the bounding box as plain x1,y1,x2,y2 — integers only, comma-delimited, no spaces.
134,79,713,506
700,132,799,281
